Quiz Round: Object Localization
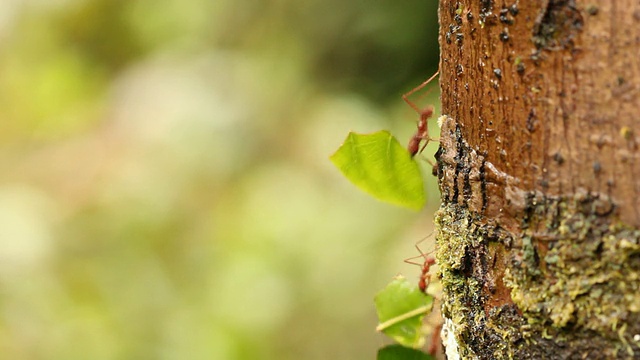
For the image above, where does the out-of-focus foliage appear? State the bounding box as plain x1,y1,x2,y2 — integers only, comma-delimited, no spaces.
0,0,439,359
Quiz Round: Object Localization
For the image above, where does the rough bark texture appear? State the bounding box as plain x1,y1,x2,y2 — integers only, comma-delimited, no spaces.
435,1,640,359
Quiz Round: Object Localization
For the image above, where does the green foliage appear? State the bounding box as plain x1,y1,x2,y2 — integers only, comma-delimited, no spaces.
330,131,426,210
375,275,434,349
377,345,435,360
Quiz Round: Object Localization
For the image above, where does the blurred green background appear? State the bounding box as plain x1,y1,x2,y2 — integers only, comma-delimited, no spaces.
0,0,440,359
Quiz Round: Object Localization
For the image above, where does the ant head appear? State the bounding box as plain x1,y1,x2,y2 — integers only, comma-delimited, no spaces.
420,106,434,120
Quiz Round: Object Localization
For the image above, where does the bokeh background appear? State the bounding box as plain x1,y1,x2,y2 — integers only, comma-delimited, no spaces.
0,0,441,359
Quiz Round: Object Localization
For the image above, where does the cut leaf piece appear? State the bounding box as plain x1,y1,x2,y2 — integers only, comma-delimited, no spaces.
375,275,434,348
330,131,425,210
377,345,435,360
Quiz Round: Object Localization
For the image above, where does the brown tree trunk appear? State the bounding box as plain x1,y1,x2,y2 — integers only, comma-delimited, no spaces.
435,1,640,358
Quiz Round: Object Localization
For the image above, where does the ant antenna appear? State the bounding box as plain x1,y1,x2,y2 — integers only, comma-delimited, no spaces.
402,70,440,113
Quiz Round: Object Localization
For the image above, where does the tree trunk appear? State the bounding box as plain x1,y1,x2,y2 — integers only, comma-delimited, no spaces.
435,1,640,358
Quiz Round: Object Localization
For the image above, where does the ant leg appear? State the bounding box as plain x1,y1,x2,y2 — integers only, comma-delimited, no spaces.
415,144,436,167
420,156,436,168
404,251,432,266
402,94,421,114
414,231,434,252
403,71,440,104
418,136,437,155
416,116,440,155
404,256,424,267
418,141,430,155
404,232,435,266
402,71,440,113
415,132,439,166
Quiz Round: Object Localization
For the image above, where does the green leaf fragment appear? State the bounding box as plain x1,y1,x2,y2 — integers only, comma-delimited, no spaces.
377,345,435,360
375,275,434,349
330,131,426,210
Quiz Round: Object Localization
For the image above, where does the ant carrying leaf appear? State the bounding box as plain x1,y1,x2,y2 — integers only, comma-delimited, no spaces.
403,71,440,162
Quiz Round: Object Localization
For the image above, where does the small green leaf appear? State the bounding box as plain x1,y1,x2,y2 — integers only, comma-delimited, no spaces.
375,275,434,348
377,345,435,360
330,131,426,210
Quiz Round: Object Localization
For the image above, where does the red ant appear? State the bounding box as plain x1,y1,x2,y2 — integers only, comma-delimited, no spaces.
402,71,440,158
405,235,442,356
404,234,437,293
406,255,436,293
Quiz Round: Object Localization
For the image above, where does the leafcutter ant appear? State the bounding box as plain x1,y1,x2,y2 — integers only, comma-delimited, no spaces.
404,233,437,293
405,233,442,356
405,254,436,293
402,71,440,158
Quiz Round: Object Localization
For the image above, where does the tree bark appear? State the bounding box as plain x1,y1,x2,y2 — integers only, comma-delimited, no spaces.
435,1,640,358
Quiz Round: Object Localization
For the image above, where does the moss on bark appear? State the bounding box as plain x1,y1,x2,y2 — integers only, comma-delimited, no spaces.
434,129,640,358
